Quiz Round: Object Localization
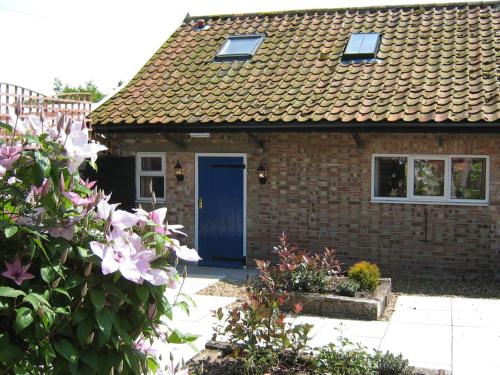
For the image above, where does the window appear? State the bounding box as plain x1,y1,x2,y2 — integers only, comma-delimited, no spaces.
372,155,489,205
215,34,264,61
136,153,165,201
343,32,380,60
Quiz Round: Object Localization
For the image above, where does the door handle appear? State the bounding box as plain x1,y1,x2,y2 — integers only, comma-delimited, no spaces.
198,197,203,209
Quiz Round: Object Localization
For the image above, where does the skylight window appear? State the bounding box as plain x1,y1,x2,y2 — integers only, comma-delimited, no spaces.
215,35,264,61
343,33,381,60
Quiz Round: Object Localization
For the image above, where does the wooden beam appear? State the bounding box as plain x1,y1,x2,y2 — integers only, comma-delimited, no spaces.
352,132,364,148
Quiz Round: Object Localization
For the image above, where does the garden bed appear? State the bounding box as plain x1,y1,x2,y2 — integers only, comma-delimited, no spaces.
188,341,451,375
281,278,392,320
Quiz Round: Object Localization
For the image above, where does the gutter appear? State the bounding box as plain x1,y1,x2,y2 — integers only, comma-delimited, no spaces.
92,121,500,134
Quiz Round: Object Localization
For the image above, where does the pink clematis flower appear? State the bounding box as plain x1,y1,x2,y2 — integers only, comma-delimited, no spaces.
2,257,35,285
63,191,95,206
48,225,75,241
97,200,139,235
169,239,201,262
134,207,186,236
0,145,22,170
90,232,154,283
31,178,50,196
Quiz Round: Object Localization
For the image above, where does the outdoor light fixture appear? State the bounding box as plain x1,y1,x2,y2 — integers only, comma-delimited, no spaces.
174,160,184,182
257,162,267,185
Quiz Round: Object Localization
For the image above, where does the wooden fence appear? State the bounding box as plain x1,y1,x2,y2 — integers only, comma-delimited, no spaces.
0,82,92,127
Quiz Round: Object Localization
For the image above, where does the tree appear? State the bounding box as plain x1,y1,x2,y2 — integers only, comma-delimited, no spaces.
53,78,105,103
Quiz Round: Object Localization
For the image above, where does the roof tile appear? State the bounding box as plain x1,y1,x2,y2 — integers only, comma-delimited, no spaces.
92,3,500,126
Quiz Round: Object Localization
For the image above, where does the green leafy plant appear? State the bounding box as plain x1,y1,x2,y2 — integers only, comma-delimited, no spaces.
313,338,374,375
270,233,341,294
348,261,381,292
336,279,361,297
0,109,199,374
213,259,312,375
373,351,415,375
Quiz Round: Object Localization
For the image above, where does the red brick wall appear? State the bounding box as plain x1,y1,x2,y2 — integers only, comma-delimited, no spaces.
120,131,500,278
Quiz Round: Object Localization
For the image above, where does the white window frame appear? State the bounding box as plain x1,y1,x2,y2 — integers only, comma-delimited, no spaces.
371,154,489,206
135,152,166,202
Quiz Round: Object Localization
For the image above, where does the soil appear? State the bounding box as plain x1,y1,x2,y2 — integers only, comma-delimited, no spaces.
188,352,314,375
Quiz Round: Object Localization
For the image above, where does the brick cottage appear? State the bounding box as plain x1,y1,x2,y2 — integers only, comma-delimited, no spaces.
90,2,500,277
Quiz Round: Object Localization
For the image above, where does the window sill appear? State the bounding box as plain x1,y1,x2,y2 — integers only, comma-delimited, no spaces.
135,199,166,204
371,199,488,207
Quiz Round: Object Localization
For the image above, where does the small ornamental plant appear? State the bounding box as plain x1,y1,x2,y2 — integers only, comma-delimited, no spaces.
213,258,313,374
348,261,381,293
0,105,199,374
271,232,341,294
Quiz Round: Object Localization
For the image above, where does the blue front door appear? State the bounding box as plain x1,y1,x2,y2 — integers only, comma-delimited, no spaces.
197,155,245,268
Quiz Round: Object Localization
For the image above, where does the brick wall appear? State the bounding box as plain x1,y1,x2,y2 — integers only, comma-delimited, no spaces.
118,131,500,278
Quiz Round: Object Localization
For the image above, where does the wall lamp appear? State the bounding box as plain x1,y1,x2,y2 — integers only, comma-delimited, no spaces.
257,162,267,185
174,160,184,182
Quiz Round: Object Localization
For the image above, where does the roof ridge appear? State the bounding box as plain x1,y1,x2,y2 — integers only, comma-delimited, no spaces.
184,1,499,21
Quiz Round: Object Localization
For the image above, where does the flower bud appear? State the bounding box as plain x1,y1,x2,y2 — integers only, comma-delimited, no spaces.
51,277,61,288
117,360,123,373
84,262,92,277
59,250,69,265
65,118,73,135
81,282,88,297
37,307,44,319
147,303,157,320
57,113,66,133
108,367,114,375
86,331,94,344
15,97,22,117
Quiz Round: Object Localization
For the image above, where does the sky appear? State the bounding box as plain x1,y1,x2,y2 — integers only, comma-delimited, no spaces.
0,0,493,96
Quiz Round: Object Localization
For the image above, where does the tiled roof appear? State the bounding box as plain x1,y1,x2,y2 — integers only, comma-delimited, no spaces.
91,2,500,127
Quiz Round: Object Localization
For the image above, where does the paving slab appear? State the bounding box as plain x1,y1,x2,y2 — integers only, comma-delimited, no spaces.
380,322,452,368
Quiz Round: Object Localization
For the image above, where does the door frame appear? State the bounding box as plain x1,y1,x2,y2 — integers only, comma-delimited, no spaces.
194,153,247,266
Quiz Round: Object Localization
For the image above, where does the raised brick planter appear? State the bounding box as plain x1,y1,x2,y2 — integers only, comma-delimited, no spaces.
281,278,392,320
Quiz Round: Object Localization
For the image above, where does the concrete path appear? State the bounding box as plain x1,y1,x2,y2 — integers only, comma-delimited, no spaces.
160,268,500,375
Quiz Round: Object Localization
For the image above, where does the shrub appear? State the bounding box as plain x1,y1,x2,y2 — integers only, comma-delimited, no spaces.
0,111,199,374
336,279,361,297
313,338,374,375
213,259,313,375
348,261,381,292
373,351,415,375
271,232,341,293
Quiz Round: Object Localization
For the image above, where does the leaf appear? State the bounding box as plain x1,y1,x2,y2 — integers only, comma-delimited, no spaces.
0,344,24,363
40,266,53,284
135,284,149,304
77,319,92,346
80,349,99,372
15,307,34,332
0,121,12,133
167,329,199,344
146,357,159,373
53,288,71,300
90,289,105,311
95,308,112,339
4,226,18,238
24,293,50,310
0,286,25,298
54,339,78,364
33,151,52,182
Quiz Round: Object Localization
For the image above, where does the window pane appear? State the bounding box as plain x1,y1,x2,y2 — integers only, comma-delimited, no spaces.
360,33,379,54
140,176,164,198
141,157,162,172
345,34,364,55
219,36,262,56
374,157,407,198
413,159,445,197
451,158,486,200
345,33,380,56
